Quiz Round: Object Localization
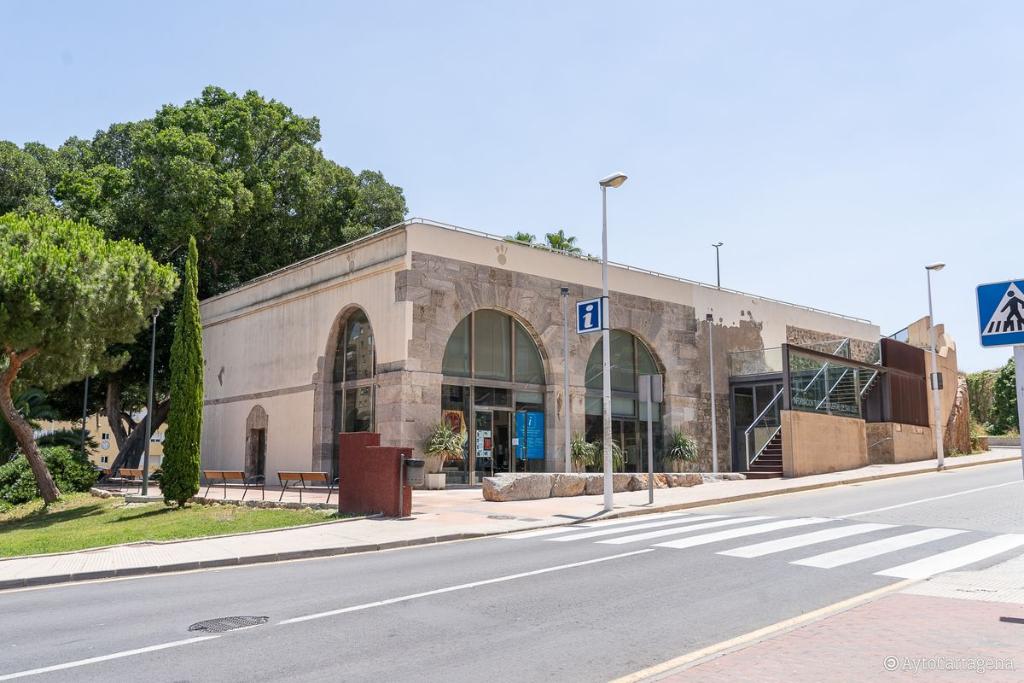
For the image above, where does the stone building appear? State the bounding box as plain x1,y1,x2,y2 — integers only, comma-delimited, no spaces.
200,219,951,484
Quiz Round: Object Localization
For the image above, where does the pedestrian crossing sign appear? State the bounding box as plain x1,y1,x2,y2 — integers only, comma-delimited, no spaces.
977,279,1024,347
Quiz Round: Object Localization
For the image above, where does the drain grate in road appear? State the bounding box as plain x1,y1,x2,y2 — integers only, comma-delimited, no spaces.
188,616,269,633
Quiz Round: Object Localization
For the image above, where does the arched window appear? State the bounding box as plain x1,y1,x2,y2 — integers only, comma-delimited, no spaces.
585,331,662,471
330,309,375,474
441,310,546,483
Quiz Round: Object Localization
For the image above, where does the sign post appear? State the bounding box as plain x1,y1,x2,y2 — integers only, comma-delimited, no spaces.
976,279,1024,481
639,374,663,505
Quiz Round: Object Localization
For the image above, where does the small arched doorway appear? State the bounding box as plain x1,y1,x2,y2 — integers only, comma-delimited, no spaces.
584,331,662,471
441,309,547,484
245,405,268,478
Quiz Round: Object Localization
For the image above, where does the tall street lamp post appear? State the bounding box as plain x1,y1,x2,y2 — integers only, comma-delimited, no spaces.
599,172,627,512
707,313,719,474
712,242,723,289
142,308,159,496
925,263,945,471
561,287,571,473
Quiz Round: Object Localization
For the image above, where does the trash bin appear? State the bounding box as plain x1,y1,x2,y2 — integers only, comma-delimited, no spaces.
404,458,425,487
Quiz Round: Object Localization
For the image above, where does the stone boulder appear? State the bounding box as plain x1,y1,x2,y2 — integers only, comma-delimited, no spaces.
482,474,554,501
701,472,746,482
551,473,587,497
665,473,703,488
583,473,633,495
628,474,669,491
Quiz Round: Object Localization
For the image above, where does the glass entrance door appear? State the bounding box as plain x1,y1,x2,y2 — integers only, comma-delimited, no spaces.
473,409,514,478
731,380,783,469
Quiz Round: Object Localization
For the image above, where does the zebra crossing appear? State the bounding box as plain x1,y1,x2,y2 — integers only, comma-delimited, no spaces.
502,512,1024,580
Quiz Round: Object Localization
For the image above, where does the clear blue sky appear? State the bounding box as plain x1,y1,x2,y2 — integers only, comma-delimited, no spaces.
4,0,1020,371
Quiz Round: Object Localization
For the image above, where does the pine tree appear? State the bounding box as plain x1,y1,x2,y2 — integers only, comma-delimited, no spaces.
161,236,204,506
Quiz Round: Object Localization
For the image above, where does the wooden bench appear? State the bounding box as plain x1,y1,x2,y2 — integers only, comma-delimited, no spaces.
118,468,145,492
276,471,337,503
202,470,266,500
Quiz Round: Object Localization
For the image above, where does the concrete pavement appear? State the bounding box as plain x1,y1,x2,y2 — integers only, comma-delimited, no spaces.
0,449,1017,590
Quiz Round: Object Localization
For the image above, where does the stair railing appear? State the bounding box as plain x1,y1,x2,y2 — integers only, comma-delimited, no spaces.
743,387,784,470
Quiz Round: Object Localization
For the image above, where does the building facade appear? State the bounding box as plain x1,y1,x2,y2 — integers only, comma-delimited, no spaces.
200,219,885,484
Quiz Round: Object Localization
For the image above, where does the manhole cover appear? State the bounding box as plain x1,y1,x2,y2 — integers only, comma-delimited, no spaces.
188,616,268,633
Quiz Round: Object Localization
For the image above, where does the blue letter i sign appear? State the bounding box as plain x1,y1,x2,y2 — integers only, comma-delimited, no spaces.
576,297,602,334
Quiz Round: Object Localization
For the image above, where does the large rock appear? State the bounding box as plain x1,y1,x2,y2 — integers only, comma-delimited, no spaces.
583,473,633,494
666,473,703,488
628,474,669,491
551,473,588,497
482,474,554,501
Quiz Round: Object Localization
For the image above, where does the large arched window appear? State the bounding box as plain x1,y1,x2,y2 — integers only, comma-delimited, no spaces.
330,309,375,473
441,310,546,484
585,331,662,471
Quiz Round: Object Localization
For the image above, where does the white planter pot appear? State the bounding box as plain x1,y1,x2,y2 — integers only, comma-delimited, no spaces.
425,473,447,490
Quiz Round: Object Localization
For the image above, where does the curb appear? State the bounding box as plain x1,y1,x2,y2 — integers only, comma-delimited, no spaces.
2,454,1015,592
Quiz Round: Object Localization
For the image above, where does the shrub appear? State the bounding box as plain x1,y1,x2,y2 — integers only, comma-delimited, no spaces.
665,430,698,462
0,447,98,506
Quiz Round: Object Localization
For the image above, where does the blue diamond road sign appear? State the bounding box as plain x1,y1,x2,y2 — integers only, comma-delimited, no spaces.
576,297,603,334
977,279,1024,348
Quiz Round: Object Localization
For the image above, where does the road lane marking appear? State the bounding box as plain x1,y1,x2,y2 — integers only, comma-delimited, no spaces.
549,515,730,542
844,481,1018,517
793,528,966,569
654,518,831,550
278,549,654,625
718,523,896,558
0,636,219,681
594,516,773,545
876,534,1024,579
501,513,687,539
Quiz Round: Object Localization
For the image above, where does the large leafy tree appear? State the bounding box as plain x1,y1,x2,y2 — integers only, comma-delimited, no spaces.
4,86,407,469
0,213,177,502
162,237,203,506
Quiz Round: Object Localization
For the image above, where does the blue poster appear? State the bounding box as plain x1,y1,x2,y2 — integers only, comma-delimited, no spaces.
515,411,546,461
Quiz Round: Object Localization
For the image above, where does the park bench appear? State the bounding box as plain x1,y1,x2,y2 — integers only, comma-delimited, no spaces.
202,470,266,500
118,467,145,492
276,471,337,503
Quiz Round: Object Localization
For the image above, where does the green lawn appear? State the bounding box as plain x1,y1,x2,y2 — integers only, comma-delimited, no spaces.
0,493,341,558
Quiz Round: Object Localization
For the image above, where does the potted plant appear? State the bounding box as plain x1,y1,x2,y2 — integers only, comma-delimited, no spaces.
664,429,698,472
423,421,466,489
590,439,625,472
570,434,596,471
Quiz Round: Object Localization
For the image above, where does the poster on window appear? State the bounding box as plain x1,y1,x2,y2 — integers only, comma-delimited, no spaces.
442,409,467,462
476,430,493,459
515,411,545,460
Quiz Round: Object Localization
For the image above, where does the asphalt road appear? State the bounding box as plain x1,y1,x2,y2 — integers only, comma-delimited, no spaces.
1,460,1021,682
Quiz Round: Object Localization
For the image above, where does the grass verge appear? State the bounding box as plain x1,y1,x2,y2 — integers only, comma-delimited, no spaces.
0,493,342,558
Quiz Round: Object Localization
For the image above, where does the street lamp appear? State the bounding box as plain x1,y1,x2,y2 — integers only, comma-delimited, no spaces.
712,242,723,289
925,263,945,471
561,287,571,473
141,308,159,496
707,313,719,474
599,172,627,512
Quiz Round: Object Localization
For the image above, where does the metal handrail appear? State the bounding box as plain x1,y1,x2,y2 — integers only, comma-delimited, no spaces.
743,387,785,470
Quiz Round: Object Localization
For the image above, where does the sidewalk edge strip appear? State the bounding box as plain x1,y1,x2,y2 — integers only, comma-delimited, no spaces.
608,579,916,683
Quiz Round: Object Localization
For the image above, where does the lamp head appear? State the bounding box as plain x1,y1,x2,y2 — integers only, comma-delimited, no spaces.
712,242,723,248
598,172,628,189
925,262,945,272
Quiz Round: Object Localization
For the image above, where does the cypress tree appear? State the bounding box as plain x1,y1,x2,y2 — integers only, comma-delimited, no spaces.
162,236,204,506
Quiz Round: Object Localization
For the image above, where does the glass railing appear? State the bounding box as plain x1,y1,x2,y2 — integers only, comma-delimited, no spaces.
729,347,784,376
788,348,864,419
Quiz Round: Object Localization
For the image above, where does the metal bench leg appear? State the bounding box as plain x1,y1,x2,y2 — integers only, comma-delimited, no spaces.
204,482,213,498
222,477,228,499
279,480,288,502
241,483,249,501
326,482,335,505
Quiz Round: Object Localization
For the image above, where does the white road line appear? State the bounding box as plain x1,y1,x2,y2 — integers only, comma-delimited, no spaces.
718,523,897,558
548,515,729,542
0,636,219,681
595,516,773,545
501,513,687,539
845,481,1018,517
876,534,1024,579
654,518,831,550
278,549,654,625
793,528,966,569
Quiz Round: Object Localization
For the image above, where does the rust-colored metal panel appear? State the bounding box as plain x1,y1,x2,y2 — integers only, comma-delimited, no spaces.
881,338,926,376
880,339,928,427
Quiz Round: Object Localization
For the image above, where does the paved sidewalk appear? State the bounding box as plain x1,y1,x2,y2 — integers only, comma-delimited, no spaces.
0,449,1017,591
649,553,1024,682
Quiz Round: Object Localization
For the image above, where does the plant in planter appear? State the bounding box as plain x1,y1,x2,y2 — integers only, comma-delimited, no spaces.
591,439,625,472
423,422,467,474
570,434,596,471
664,429,698,472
